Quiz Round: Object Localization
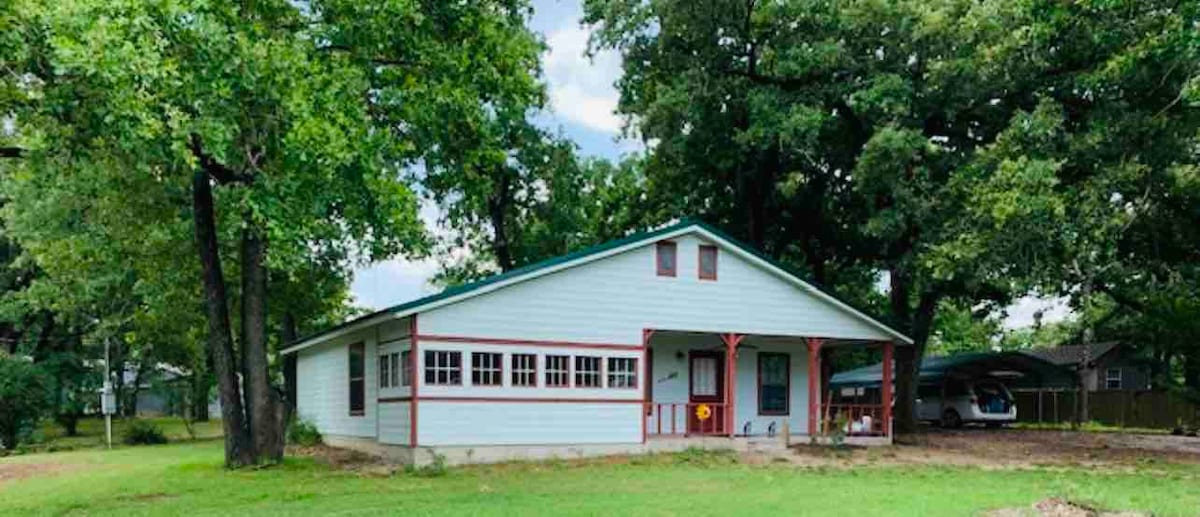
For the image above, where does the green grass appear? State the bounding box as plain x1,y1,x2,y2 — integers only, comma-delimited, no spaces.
2,441,1197,516
18,417,224,454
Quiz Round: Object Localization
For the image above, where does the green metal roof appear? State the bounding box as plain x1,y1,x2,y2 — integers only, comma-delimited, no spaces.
830,351,1077,390
284,218,913,353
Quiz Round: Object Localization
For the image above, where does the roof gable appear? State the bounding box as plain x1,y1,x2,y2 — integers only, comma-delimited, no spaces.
283,219,913,354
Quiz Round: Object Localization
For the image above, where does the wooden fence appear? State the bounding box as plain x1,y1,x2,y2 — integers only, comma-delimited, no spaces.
1013,389,1199,429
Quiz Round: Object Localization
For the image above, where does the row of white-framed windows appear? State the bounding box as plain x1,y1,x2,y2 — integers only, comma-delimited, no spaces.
418,349,638,389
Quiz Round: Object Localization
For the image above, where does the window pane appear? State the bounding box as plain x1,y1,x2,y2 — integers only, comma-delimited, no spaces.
348,343,365,378
758,353,788,414
349,380,364,413
400,350,411,387
546,355,569,387
575,356,601,388
379,355,390,388
699,245,717,279
656,241,676,276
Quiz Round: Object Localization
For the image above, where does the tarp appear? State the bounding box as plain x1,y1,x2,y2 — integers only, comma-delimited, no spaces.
830,351,1076,390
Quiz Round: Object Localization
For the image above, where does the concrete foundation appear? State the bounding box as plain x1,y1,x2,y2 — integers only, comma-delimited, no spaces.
323,433,891,467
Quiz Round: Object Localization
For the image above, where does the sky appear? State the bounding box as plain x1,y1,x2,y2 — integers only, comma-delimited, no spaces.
348,0,1069,331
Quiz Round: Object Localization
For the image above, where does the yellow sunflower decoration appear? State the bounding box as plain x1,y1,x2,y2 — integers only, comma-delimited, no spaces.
694,403,712,421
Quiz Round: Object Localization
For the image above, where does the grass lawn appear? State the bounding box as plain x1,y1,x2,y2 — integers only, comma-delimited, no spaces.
23,417,224,453
2,441,1198,516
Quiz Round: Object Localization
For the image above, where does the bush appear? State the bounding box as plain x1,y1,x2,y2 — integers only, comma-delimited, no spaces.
122,419,168,445
286,418,322,446
0,355,51,451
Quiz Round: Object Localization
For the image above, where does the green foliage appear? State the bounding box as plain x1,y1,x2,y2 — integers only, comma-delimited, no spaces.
926,301,1003,356
0,355,50,450
409,453,449,477
285,418,322,447
121,419,168,446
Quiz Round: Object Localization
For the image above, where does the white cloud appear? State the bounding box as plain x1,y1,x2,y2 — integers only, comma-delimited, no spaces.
349,201,442,310
543,23,624,134
1003,295,1072,330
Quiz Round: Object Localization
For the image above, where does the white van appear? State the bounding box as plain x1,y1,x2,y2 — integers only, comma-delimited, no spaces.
916,378,1017,428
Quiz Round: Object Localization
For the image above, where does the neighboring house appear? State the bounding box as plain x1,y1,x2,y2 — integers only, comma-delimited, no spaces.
1023,342,1151,392
283,220,913,465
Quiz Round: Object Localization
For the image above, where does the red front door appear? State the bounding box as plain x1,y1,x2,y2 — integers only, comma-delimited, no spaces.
688,351,725,434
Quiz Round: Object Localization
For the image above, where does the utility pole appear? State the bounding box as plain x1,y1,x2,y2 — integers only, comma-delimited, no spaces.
103,336,113,449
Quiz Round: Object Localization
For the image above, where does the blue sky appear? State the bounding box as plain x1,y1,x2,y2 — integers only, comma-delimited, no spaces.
348,0,1068,331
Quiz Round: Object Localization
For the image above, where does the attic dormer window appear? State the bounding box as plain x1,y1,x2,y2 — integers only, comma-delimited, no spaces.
656,241,677,277
699,245,718,280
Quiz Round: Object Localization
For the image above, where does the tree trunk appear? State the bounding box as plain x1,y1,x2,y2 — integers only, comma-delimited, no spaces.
488,170,515,272
240,224,286,463
192,170,255,467
890,266,940,435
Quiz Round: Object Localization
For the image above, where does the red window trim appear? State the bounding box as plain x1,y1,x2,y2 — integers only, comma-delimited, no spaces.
510,353,539,388
655,241,677,277
698,244,718,280
471,351,504,387
757,352,790,416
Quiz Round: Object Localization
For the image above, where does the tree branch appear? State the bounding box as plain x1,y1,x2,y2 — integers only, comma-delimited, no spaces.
0,147,24,159
188,133,252,184
316,44,417,68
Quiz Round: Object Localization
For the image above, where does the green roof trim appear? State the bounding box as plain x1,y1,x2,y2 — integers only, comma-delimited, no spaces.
285,218,912,353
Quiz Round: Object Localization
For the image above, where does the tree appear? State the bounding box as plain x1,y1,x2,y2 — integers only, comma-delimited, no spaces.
585,0,1200,433
0,354,49,450
2,0,550,467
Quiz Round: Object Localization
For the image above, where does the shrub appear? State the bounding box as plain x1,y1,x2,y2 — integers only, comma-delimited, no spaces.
0,355,51,451
286,418,322,446
122,419,168,445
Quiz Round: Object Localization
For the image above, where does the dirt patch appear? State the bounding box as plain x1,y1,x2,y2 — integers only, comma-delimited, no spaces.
777,428,1200,470
0,462,76,484
287,444,388,473
984,498,1148,517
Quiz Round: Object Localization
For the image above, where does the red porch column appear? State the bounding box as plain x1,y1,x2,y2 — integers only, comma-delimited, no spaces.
881,341,894,438
806,338,824,436
721,333,743,437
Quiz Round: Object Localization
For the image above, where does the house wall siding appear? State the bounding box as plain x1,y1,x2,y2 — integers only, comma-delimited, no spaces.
416,401,642,446
421,234,891,345
295,328,377,438
378,402,411,445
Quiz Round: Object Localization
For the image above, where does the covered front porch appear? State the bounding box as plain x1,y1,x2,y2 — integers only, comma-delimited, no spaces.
642,329,896,441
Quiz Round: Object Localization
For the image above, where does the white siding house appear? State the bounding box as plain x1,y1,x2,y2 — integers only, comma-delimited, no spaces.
285,220,910,465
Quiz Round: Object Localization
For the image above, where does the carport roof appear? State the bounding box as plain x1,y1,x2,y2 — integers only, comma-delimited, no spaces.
830,351,1076,390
